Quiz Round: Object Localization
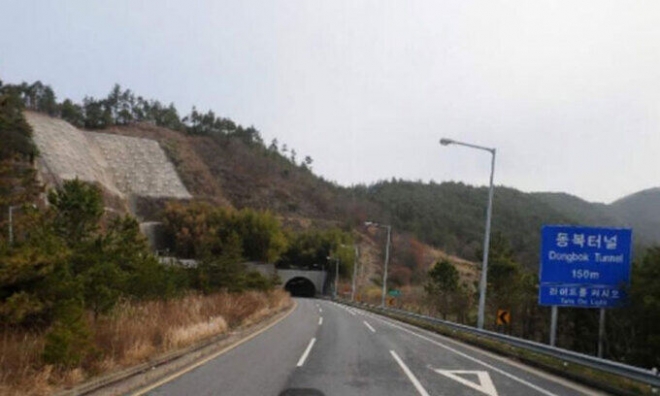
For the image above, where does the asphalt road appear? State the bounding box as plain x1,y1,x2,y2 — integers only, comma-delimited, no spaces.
144,298,603,396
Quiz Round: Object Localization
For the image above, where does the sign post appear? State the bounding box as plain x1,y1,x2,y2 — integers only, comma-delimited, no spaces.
598,308,606,358
550,306,558,347
539,225,632,352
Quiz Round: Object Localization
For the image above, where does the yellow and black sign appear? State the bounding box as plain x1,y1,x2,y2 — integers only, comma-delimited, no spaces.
496,309,511,326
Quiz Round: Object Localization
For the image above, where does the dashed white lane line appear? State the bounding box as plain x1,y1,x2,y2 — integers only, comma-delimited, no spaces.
319,307,323,313
297,338,317,367
374,316,559,396
363,320,376,333
390,350,430,396
319,317,323,326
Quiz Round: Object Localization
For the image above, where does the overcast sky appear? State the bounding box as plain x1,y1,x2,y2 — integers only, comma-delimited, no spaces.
1,1,659,203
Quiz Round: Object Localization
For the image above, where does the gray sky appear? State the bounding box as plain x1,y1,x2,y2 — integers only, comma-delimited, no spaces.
2,1,659,203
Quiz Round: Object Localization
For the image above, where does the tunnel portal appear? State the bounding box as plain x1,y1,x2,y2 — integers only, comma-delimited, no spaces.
285,277,317,297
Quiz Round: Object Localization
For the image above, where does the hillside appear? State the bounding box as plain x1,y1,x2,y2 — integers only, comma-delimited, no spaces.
103,122,378,223
5,80,660,276
533,190,660,247
105,116,660,269
35,114,660,271
531,192,617,226
610,188,660,245
353,181,575,267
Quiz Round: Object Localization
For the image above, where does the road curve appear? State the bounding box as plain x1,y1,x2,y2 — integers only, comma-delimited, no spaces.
144,299,604,396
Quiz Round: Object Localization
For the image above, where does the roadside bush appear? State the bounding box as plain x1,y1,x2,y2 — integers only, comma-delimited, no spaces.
42,300,92,368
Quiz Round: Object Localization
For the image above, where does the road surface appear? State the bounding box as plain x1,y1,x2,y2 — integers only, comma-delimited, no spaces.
143,298,603,396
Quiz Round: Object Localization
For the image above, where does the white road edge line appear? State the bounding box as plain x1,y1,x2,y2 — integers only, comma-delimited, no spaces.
363,320,376,333
297,338,317,367
390,350,430,396
376,317,559,396
349,306,590,394
319,317,323,326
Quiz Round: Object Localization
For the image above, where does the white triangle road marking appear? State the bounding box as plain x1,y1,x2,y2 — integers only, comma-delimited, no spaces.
433,369,499,396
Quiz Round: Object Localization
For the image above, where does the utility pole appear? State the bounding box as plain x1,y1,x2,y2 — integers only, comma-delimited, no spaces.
335,257,339,299
364,221,392,308
351,245,359,302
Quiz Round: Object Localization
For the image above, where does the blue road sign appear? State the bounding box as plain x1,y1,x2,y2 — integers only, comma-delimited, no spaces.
538,225,632,308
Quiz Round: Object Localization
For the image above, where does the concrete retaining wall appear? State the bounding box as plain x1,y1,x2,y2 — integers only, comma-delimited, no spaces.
26,112,191,200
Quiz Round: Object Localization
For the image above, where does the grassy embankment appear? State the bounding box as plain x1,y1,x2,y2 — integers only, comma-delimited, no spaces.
0,290,291,396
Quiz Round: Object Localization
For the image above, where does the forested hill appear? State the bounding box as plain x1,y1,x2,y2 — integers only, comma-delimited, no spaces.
610,188,660,245
2,79,658,269
354,181,660,267
353,181,573,267
532,190,660,247
531,192,616,226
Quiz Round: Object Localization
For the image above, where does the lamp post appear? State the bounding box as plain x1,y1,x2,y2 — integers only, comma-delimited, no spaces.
440,138,496,330
364,221,392,308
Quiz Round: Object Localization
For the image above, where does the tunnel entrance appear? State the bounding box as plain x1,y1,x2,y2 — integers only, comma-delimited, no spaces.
285,277,316,297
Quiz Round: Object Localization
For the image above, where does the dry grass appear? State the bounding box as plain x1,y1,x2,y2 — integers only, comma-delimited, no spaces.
0,289,291,396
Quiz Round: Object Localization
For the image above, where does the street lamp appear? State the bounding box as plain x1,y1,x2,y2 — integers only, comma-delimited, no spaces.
364,221,392,308
439,137,496,330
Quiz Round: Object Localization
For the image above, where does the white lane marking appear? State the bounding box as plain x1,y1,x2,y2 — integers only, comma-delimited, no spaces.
390,350,431,396
338,305,358,316
297,338,317,367
434,369,498,396
375,318,559,396
360,310,598,394
319,308,322,313
319,317,323,326
363,320,376,333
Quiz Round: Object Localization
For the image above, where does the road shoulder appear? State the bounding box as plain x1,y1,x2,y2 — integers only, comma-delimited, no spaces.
56,301,296,396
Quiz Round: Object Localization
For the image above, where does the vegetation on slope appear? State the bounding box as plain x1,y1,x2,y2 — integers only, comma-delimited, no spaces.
0,89,294,393
610,188,660,245
5,79,658,263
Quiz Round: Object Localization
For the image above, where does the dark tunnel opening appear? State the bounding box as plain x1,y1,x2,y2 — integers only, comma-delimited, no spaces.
285,277,316,297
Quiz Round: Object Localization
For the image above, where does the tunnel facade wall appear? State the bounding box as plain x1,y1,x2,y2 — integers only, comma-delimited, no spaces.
278,270,326,296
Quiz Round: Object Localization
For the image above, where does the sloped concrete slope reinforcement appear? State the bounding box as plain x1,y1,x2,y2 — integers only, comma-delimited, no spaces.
26,112,191,199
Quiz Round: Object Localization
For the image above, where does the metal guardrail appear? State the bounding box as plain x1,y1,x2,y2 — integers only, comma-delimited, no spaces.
341,300,660,390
